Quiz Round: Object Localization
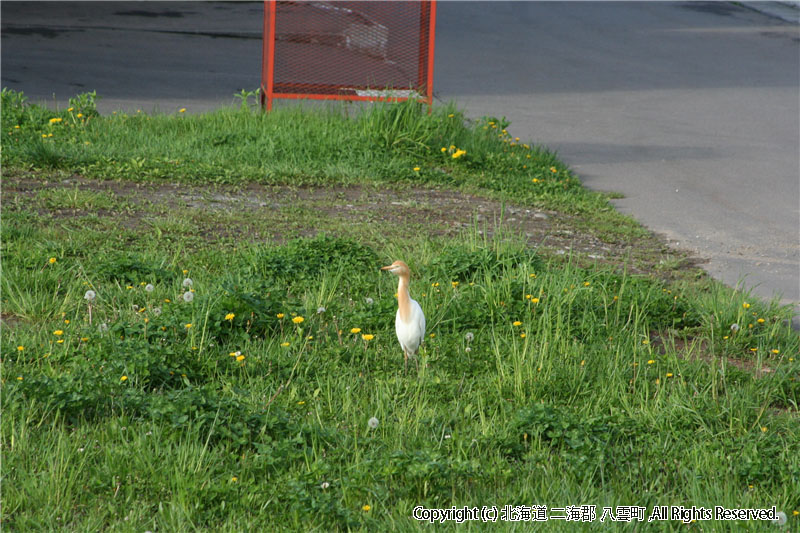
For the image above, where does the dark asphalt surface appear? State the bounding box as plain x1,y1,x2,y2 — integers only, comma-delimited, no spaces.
2,1,798,319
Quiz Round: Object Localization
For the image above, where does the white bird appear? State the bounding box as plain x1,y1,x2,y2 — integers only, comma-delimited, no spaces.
381,260,426,372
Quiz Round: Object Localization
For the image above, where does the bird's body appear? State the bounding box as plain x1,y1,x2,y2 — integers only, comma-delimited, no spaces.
395,296,425,361
381,260,426,372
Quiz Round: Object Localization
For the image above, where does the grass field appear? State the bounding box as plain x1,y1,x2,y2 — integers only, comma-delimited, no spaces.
2,89,798,531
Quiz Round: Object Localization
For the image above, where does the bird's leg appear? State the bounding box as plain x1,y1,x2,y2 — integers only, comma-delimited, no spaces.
404,350,408,374
414,352,419,373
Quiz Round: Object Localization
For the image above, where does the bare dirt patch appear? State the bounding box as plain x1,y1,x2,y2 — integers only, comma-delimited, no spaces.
4,172,706,278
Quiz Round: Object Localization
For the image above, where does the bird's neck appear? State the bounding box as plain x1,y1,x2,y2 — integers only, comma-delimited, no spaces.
397,273,412,323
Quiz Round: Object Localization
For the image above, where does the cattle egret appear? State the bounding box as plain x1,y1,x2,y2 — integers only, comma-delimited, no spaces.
381,260,426,372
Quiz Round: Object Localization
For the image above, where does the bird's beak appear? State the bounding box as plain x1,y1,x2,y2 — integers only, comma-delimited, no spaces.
381,265,394,271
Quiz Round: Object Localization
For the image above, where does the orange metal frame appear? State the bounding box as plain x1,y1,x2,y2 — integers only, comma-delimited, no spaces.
260,0,437,110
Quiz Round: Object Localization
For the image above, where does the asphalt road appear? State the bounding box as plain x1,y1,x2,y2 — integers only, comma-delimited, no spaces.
3,1,798,319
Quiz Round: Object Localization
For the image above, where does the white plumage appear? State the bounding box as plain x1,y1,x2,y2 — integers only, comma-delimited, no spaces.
381,260,426,372
395,297,425,359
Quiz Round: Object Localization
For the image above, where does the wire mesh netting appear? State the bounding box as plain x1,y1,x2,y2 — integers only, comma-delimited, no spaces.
262,1,435,107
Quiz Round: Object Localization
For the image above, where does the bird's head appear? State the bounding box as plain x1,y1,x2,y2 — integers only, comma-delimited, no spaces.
381,260,410,277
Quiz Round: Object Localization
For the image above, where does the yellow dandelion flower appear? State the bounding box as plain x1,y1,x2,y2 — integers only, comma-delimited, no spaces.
281,342,290,347
350,328,361,334
49,257,57,264
17,376,23,381
277,313,285,319
362,505,371,512
56,339,64,344
550,166,557,173
530,273,537,278
225,313,235,321
49,117,63,124
512,321,522,326
297,401,305,405
760,426,767,433
362,334,374,341
292,316,304,324
531,297,540,304
647,360,655,364
236,355,245,362
532,178,539,183
80,337,89,342
430,333,436,338
520,333,526,338
583,282,591,287
771,349,780,354
17,345,24,351
76,113,83,118
742,302,751,309
185,323,192,329
413,166,420,172
231,476,238,482
179,108,186,113
120,375,128,381
655,378,661,385
750,348,757,352
164,298,171,303
54,330,64,336
451,281,459,288
666,372,673,378
642,339,650,345
757,318,765,323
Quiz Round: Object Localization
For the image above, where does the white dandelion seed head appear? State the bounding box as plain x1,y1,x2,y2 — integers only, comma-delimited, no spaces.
183,291,194,303
317,306,326,314
320,482,330,489
365,297,374,305
132,304,139,312
145,283,154,293
730,323,740,332
182,278,193,288
465,332,474,342
772,511,787,525
465,347,471,353
235,350,241,357
368,417,379,429
84,290,96,301
152,307,162,316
